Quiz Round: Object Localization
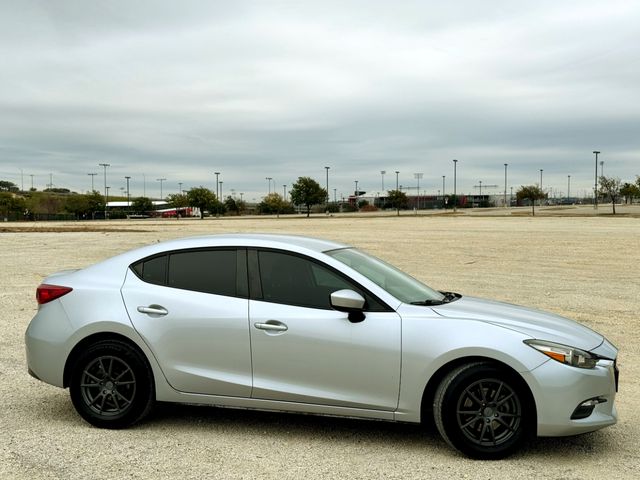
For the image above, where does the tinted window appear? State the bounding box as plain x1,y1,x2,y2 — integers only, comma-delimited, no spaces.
140,255,167,286
257,250,386,311
168,250,237,296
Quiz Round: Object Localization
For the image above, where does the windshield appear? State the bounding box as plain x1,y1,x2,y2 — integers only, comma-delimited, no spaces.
326,247,445,304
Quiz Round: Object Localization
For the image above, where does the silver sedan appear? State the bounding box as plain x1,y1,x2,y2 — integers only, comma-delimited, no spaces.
25,234,618,459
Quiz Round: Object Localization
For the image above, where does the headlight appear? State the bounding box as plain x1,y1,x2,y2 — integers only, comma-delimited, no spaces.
524,339,598,369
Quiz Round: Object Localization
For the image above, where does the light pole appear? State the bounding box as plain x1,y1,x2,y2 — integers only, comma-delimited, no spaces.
266,177,272,195
98,163,110,198
600,160,604,179
125,176,131,207
214,172,220,199
88,173,97,192
567,175,571,202
30,174,34,191
324,166,330,205
395,171,399,215
453,159,458,213
219,181,223,200
105,186,110,219
414,173,423,209
593,151,600,209
381,170,386,191
333,188,337,203
504,163,508,207
178,182,182,195
283,184,287,200
157,178,166,200
540,169,543,190
442,175,445,208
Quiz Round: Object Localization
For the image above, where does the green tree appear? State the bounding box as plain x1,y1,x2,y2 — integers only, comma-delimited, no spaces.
289,177,327,217
131,197,154,215
186,187,217,219
620,182,640,204
86,190,106,217
64,194,89,219
0,192,26,218
64,191,105,219
516,185,546,216
166,193,189,217
599,176,622,214
224,196,247,216
258,193,292,215
387,189,408,216
0,180,19,192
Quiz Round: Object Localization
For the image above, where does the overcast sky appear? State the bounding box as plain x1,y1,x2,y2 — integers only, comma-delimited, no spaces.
1,0,639,201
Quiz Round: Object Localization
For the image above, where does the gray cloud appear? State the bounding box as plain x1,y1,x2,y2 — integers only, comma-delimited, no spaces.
1,0,638,199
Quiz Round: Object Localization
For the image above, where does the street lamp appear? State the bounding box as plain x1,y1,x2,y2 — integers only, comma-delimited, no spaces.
395,171,400,215
504,164,508,207
265,177,272,195
414,173,423,209
380,170,386,191
442,175,445,208
125,176,131,207
593,151,600,209
213,172,220,199
540,169,543,190
219,181,223,200
283,184,287,200
157,178,166,200
324,166,330,205
453,159,458,213
567,175,571,202
105,186,110,219
178,182,182,195
98,163,110,198
88,173,97,192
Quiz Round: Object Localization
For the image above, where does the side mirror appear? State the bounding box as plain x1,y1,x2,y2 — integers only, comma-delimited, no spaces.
330,289,366,323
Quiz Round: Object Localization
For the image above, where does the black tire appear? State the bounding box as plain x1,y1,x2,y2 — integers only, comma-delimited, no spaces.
433,362,532,459
69,339,155,429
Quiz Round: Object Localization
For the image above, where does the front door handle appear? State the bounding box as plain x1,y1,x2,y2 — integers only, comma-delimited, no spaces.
137,305,169,316
254,321,288,332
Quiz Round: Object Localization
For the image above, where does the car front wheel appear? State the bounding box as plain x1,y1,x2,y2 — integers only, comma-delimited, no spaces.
69,339,154,428
433,362,531,459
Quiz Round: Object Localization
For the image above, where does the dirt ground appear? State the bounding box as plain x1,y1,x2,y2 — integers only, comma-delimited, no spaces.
1,213,638,479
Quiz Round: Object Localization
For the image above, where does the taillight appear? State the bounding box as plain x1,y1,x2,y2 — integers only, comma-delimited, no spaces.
36,284,73,305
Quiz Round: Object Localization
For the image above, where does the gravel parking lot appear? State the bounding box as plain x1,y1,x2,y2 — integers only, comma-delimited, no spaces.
1,213,638,479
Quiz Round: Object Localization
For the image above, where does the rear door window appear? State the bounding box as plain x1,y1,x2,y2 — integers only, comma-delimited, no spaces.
131,248,247,298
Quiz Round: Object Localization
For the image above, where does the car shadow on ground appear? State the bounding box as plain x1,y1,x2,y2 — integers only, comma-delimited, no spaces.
149,402,615,459
32,394,615,460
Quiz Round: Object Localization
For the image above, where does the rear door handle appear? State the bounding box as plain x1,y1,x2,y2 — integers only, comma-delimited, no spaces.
137,305,169,316
254,321,288,332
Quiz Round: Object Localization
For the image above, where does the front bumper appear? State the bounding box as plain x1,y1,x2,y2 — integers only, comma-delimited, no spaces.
523,356,618,437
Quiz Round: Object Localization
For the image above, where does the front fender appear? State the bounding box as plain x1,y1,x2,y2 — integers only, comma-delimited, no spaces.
395,313,546,422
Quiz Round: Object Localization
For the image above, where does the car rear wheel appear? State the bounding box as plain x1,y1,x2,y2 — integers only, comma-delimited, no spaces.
433,362,531,459
69,339,154,428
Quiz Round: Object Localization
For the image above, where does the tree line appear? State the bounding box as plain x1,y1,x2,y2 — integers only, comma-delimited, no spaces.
2,174,640,220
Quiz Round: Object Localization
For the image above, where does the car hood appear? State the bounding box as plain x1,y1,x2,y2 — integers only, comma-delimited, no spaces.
431,296,604,351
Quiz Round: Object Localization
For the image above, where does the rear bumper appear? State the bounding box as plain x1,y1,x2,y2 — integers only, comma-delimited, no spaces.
25,301,73,388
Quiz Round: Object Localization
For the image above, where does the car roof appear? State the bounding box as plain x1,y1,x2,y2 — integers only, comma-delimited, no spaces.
78,234,351,278
158,233,349,253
